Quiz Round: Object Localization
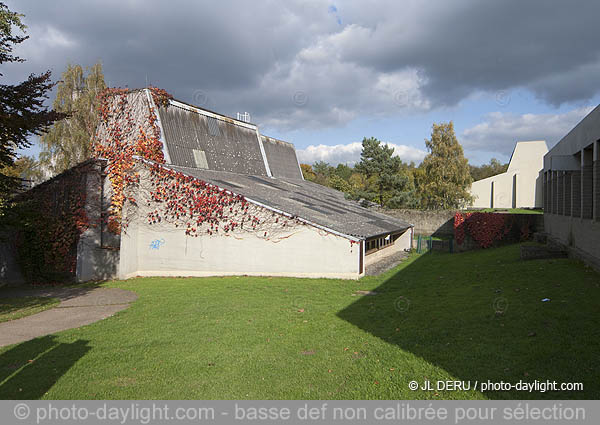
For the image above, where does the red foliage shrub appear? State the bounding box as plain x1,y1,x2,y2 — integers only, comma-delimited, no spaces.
454,212,529,248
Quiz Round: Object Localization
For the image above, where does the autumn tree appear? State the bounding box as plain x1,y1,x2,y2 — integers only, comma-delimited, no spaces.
469,158,508,181
354,137,407,206
1,155,39,186
419,122,472,209
328,174,351,192
39,62,106,176
0,2,65,203
300,163,316,181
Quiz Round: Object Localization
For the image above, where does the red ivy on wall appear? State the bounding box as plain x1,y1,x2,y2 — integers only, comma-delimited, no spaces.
145,163,252,236
15,163,95,282
454,212,523,248
93,88,166,232
94,87,286,238
17,86,303,282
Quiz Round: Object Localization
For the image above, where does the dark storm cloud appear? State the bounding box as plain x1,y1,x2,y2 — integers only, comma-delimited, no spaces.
4,0,600,131
335,0,600,106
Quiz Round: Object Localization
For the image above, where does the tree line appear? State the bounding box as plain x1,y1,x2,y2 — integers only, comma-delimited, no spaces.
301,128,508,210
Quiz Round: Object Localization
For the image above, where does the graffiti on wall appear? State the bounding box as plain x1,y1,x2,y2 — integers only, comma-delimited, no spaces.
149,238,165,250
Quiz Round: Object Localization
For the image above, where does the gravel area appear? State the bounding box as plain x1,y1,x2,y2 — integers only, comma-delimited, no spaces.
365,251,409,276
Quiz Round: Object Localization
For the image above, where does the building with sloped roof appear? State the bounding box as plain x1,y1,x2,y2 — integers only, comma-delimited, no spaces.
57,88,413,282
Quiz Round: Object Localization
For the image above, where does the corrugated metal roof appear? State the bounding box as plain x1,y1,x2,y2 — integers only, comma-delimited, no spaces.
162,164,413,239
158,103,268,175
260,135,303,180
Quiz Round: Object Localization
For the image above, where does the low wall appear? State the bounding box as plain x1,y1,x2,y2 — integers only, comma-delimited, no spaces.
379,209,456,237
544,213,600,272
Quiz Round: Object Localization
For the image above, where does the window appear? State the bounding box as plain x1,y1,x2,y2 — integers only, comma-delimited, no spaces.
365,233,395,255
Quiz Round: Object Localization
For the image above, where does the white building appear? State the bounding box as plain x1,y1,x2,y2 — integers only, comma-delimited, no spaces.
469,141,548,209
542,105,600,271
17,88,413,283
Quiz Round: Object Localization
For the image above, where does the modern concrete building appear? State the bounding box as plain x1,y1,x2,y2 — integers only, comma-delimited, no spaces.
542,105,600,271
470,141,548,209
9,88,412,284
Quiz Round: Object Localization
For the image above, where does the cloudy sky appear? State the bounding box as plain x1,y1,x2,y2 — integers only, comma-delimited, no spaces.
5,0,600,165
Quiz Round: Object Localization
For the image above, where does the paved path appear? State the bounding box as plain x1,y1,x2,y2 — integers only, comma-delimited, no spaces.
365,251,409,276
0,287,137,347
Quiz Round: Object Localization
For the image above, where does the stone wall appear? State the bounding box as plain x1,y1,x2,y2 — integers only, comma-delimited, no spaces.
379,209,456,237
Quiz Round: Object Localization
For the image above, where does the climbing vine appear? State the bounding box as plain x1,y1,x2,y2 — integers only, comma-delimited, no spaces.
11,162,97,283
93,87,167,233
12,86,327,283
454,212,532,248
95,87,301,239
125,161,303,240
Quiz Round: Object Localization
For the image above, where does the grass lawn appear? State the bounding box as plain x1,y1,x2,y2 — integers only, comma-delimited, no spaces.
0,297,60,323
0,243,598,400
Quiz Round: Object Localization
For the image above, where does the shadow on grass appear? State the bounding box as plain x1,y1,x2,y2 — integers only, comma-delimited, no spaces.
0,284,103,303
0,336,90,399
0,297,57,317
337,245,600,399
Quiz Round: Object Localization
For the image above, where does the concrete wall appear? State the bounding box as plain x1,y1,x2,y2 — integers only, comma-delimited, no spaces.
76,161,120,282
544,214,600,271
470,141,548,209
471,172,514,208
119,219,361,280
119,169,362,279
544,105,600,164
380,209,455,237
543,105,600,272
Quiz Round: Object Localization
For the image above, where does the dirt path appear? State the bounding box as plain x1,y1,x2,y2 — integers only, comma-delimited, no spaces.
0,287,137,347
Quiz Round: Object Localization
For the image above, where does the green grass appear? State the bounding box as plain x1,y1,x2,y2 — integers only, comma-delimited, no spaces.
0,297,60,323
0,244,598,400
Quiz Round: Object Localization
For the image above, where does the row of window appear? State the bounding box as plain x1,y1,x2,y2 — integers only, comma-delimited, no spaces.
365,235,393,254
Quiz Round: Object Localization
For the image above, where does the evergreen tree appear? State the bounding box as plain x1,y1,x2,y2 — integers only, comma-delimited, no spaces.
355,137,406,206
311,160,334,186
420,122,473,209
39,62,106,176
0,2,65,201
333,163,353,181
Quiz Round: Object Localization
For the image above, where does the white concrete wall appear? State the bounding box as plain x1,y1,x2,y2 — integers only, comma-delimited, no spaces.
76,161,120,282
470,141,548,208
117,161,364,280
119,220,361,279
544,105,600,168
